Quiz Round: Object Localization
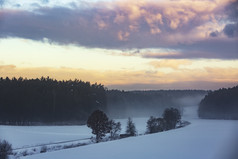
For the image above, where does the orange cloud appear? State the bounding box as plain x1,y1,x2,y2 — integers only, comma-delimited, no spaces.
0,64,237,88
118,31,130,41
94,15,108,30
0,65,16,70
109,0,229,35
149,60,192,69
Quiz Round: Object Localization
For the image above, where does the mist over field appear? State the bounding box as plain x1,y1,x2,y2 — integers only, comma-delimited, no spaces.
106,90,206,118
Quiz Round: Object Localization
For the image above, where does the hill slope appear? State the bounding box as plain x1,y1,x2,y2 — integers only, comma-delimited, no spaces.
22,119,238,159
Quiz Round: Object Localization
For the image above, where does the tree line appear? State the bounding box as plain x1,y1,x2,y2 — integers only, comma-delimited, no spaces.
0,76,207,125
0,77,106,125
87,108,182,143
198,85,238,120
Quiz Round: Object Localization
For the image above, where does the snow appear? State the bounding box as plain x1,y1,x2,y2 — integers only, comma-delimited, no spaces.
0,125,91,149
0,118,148,150
21,119,238,159
0,118,148,149
1,106,238,159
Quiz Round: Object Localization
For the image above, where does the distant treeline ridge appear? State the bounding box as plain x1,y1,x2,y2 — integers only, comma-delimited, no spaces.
198,85,238,120
0,77,106,125
0,77,208,125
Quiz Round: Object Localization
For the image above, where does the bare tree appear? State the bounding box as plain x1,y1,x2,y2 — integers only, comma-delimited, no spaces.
109,120,121,140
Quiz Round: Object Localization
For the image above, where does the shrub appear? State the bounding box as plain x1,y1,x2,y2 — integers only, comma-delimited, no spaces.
146,116,165,134
40,146,47,153
22,150,28,156
109,120,121,140
0,140,12,159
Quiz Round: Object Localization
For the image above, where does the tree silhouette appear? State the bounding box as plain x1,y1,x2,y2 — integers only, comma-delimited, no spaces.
109,120,121,140
0,77,106,125
126,117,137,136
87,110,110,143
163,108,181,130
0,139,12,159
146,116,165,134
198,85,238,119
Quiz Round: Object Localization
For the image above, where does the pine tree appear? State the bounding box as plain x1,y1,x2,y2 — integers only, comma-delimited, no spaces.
126,117,137,136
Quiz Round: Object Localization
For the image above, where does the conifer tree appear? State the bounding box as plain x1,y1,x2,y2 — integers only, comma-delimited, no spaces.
126,117,137,136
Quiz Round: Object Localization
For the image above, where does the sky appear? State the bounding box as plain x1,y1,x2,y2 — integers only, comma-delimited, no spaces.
0,0,238,90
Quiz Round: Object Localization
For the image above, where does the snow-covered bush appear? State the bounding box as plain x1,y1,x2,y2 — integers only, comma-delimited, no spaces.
22,150,28,156
40,146,47,153
0,139,12,159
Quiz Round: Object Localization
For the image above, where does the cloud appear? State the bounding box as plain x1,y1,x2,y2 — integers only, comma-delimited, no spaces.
0,64,16,70
139,37,238,59
149,60,192,69
223,23,238,37
173,38,238,59
0,0,237,59
0,0,4,7
1,63,238,88
222,0,238,38
41,0,49,4
142,51,182,59
209,31,219,37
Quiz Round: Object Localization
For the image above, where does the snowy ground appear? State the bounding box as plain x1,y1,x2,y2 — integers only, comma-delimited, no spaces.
1,106,238,159
0,125,91,149
0,118,147,150
23,119,238,159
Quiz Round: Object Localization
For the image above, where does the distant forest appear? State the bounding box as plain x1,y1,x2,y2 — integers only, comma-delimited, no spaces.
0,77,207,125
198,85,238,120
106,90,207,118
0,77,106,125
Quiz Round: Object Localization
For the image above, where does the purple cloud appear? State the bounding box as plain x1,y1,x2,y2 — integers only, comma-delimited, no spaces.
0,0,237,59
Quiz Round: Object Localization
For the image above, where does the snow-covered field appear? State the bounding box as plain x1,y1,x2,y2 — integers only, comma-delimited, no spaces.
23,119,238,159
1,106,238,159
0,118,147,150
0,125,91,149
